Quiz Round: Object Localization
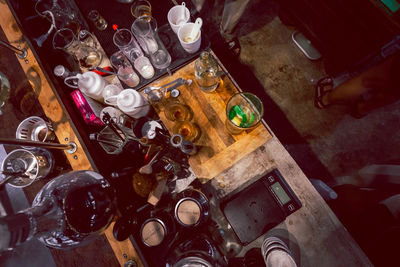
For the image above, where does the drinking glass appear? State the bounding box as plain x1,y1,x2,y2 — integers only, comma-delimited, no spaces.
131,0,152,18
113,28,144,63
110,51,140,87
133,56,155,79
173,121,200,142
131,16,171,69
88,10,108,31
225,92,264,134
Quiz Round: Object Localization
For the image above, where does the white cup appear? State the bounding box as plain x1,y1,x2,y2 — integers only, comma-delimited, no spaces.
177,22,202,54
167,2,190,34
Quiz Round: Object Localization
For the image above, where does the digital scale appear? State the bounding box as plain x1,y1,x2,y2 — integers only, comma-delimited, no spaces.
221,169,302,245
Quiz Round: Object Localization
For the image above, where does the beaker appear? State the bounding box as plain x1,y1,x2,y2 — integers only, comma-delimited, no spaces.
52,28,102,70
131,16,171,69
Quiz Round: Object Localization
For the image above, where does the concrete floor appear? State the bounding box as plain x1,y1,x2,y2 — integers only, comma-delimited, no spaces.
202,0,400,265
211,0,400,180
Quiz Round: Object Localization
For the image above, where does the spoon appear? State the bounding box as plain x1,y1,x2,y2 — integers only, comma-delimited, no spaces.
139,150,161,175
187,18,202,42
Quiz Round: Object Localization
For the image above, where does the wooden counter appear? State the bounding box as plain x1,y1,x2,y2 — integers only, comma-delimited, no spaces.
0,1,372,266
150,54,372,266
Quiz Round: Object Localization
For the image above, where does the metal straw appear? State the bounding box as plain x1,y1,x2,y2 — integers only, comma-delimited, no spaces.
0,138,77,154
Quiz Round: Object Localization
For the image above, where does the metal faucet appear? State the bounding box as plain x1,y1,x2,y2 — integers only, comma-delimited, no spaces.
0,40,27,59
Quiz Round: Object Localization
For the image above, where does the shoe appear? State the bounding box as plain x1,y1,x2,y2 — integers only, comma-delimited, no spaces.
314,76,333,109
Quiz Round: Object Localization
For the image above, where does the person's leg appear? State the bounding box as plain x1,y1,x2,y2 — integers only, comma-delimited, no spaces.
315,53,397,112
220,0,250,41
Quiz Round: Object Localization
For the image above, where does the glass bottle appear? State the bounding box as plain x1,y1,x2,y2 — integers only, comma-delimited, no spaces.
194,51,220,93
0,170,116,251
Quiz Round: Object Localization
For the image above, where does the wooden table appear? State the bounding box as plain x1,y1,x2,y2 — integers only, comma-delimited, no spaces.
0,1,372,266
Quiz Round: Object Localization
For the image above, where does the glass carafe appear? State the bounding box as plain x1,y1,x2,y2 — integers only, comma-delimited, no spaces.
131,16,171,70
52,28,102,70
194,51,221,93
0,170,116,251
35,0,88,35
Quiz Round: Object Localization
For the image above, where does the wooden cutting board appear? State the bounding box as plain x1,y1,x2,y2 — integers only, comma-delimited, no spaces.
150,56,272,181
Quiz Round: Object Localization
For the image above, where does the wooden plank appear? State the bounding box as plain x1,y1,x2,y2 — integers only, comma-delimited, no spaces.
0,3,141,266
150,59,272,180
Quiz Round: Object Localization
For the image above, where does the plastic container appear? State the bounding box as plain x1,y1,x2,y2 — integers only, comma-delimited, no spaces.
115,89,150,118
64,71,108,102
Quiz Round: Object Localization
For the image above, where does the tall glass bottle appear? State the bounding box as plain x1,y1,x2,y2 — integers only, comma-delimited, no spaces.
194,51,220,93
0,170,116,251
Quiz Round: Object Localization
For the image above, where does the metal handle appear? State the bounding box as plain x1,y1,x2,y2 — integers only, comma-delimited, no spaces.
0,40,27,59
0,138,77,154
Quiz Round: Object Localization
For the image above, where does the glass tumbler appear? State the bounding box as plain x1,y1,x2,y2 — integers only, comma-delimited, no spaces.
225,92,264,134
131,16,171,69
173,121,200,142
131,0,152,18
110,51,140,87
88,10,108,31
164,101,193,121
113,28,144,63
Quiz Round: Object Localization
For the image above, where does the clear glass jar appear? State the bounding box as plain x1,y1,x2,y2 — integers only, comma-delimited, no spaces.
194,51,220,93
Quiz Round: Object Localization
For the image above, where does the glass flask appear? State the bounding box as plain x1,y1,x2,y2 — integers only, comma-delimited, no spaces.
131,16,171,70
0,170,116,251
194,51,220,93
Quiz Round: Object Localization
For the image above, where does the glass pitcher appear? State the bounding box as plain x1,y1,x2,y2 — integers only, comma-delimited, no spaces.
52,28,102,71
35,0,88,34
131,16,171,70
0,170,116,251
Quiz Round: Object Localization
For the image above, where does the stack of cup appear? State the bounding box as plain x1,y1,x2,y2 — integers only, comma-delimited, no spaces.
261,237,297,267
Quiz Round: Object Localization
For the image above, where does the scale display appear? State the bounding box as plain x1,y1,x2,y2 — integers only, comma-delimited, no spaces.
221,169,301,245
